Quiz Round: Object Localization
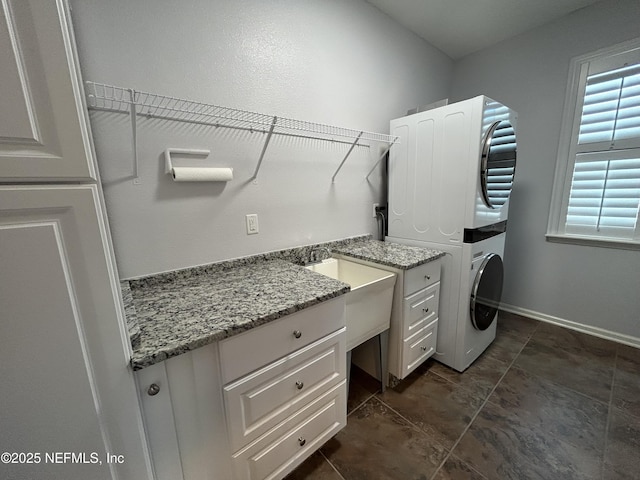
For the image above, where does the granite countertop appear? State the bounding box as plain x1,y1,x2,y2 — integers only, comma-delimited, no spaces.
124,235,442,371
128,259,350,370
120,281,141,347
332,239,444,269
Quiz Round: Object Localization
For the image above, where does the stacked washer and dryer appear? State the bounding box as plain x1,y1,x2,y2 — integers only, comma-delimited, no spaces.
387,96,517,372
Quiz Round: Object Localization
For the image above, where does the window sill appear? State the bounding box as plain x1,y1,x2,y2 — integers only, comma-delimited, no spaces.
545,233,640,251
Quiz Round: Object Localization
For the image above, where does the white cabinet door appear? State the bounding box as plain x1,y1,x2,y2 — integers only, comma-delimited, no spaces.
0,0,96,181
135,363,185,480
0,185,151,480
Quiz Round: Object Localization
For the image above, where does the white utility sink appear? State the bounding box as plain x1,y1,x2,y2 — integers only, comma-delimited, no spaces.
306,258,396,351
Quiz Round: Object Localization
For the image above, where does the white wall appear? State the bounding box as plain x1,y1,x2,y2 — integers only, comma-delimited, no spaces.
450,0,640,341
70,0,452,279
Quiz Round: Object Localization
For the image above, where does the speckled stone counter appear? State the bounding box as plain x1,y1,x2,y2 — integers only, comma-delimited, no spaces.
120,281,141,346
332,239,444,269
124,235,370,369
128,259,350,370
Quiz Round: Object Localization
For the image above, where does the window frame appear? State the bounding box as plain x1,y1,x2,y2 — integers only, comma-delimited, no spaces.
547,37,640,250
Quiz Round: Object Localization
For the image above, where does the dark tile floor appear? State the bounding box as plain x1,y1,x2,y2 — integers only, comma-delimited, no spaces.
285,311,640,480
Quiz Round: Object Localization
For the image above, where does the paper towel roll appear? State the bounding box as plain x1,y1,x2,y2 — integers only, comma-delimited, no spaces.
170,167,233,182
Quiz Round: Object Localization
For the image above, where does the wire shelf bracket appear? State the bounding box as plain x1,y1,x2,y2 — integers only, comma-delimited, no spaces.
84,81,398,183
365,140,397,181
331,131,363,183
128,88,140,184
252,116,278,181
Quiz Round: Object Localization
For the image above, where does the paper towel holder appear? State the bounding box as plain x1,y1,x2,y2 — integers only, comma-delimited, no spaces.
163,148,233,182
164,148,211,175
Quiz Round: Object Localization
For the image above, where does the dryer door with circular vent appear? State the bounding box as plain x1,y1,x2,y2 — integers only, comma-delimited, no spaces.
480,120,517,209
470,253,504,330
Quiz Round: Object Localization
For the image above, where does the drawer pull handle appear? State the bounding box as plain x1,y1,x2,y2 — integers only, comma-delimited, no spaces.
298,437,306,447
147,383,160,396
293,330,302,339
421,345,428,352
423,308,429,313
295,381,304,390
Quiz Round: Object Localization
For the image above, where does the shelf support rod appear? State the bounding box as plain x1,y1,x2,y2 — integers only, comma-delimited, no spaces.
365,137,397,181
252,116,277,180
129,88,140,184
332,131,363,183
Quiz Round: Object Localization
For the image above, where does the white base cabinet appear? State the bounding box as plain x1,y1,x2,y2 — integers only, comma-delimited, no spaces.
338,256,442,385
135,297,347,480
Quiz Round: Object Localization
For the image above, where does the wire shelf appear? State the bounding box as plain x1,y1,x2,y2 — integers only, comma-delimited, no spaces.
86,82,395,143
85,81,397,182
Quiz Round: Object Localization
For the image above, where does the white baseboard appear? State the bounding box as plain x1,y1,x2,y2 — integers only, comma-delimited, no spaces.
499,303,640,349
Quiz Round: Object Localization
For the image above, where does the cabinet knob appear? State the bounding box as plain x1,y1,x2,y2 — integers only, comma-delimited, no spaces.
298,437,306,447
421,346,427,352
424,275,431,280
147,383,160,396
423,308,429,313
293,330,302,339
295,381,304,390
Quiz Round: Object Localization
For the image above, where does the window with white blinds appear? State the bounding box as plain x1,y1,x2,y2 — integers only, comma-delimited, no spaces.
577,64,640,146
548,39,640,248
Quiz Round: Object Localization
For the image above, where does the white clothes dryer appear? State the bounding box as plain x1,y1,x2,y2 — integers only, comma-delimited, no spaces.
388,231,506,372
388,96,517,245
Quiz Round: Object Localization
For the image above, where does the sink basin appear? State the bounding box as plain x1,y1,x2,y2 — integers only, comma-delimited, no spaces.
307,258,396,350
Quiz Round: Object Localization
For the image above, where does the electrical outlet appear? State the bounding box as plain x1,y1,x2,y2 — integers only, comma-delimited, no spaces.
372,203,379,218
246,214,259,235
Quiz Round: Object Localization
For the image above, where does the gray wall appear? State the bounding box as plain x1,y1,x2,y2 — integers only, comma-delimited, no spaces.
70,0,452,279
71,0,639,342
450,0,640,341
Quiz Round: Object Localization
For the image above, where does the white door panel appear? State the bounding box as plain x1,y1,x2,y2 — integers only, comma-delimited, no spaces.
1,219,111,479
0,0,95,182
0,185,152,480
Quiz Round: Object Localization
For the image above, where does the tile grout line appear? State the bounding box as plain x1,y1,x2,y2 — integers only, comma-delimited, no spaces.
318,387,381,479
427,364,495,399
373,394,434,437
323,386,382,480
369,392,473,477
427,329,538,399
600,346,618,480
347,390,379,417
427,324,540,480
319,449,347,480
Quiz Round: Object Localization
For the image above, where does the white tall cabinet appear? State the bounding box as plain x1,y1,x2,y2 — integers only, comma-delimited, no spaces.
0,1,151,479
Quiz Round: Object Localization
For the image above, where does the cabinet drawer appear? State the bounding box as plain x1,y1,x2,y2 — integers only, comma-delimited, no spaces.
224,328,345,451
404,260,441,296
232,381,346,480
402,319,438,377
219,297,345,383
403,283,439,340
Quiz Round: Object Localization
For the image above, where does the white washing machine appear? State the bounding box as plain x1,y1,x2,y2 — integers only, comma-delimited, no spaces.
388,232,505,372
387,96,517,371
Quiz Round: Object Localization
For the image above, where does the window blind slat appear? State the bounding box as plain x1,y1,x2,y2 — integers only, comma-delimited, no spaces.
584,65,640,85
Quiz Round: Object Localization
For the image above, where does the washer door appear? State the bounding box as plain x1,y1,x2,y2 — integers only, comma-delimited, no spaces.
480,120,517,209
470,253,504,330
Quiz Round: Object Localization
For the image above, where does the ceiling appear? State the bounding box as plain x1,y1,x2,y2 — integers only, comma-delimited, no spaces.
366,0,603,59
